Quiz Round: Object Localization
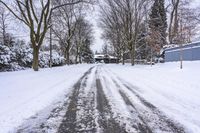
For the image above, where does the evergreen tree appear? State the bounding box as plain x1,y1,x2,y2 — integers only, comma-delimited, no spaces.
149,0,167,52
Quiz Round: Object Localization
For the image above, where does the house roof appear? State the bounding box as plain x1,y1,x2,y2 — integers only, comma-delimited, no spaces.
94,54,104,59
94,54,118,59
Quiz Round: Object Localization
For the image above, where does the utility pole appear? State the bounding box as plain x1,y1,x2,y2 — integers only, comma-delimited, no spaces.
150,48,153,67
49,1,54,68
49,15,52,68
180,43,183,69
180,11,183,69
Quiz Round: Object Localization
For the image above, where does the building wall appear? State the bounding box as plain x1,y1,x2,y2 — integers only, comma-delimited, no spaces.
165,42,200,62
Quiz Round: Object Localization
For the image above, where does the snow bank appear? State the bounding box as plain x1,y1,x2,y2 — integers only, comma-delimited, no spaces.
0,64,94,133
106,61,200,133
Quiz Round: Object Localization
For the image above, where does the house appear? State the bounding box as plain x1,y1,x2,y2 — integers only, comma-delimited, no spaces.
94,54,118,63
164,42,200,62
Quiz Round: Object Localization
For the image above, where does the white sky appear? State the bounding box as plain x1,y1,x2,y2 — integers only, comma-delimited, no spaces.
86,5,104,52
7,4,104,52
6,0,200,52
191,0,200,7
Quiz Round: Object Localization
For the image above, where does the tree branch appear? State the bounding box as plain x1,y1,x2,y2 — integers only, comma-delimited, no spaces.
0,0,29,25
30,0,38,23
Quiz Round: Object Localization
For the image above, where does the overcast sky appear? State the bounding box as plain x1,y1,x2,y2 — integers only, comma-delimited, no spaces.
6,0,200,52
89,0,200,52
191,0,200,7
86,5,104,52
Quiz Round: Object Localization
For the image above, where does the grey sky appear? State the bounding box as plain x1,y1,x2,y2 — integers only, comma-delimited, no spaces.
86,5,104,52
5,0,200,52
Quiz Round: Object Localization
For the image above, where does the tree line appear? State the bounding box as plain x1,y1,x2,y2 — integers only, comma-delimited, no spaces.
0,0,199,71
0,0,94,71
99,0,200,65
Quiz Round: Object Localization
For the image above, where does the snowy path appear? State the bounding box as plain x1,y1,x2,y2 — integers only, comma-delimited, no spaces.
15,65,186,133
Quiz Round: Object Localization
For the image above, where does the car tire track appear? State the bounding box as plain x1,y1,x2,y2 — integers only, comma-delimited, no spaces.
94,66,127,133
58,67,96,133
14,65,187,133
96,77,127,133
103,67,186,133
15,67,95,133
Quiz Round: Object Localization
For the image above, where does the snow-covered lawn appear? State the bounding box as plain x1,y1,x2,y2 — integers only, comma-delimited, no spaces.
0,64,94,133
0,61,200,133
106,61,200,133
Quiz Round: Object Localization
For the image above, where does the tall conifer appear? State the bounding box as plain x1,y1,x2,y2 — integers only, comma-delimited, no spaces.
149,0,167,50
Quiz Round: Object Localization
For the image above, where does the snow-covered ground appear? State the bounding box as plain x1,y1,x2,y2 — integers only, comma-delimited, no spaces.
0,64,94,133
106,61,200,133
0,61,200,133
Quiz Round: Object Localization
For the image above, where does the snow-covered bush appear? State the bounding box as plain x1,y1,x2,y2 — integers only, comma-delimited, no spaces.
39,51,49,68
12,40,33,68
51,51,65,66
0,44,12,71
39,50,65,68
0,40,65,72
0,41,33,71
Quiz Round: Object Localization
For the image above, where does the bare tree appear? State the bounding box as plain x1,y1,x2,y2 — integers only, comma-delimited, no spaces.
168,0,180,44
99,0,149,65
73,16,93,64
99,0,124,64
51,0,77,65
0,0,87,71
178,6,199,43
168,0,200,44
0,5,9,46
51,0,93,65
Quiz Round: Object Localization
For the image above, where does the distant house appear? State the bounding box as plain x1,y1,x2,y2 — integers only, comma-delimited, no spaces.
94,54,118,63
164,42,200,62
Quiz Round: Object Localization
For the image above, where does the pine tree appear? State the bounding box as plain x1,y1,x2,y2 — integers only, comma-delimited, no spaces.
149,0,167,52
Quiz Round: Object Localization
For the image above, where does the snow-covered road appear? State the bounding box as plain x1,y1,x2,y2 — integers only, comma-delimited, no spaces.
1,62,199,133
0,64,95,133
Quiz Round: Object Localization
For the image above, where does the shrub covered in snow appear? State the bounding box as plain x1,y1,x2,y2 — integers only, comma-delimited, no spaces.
0,41,33,71
39,51,65,68
0,41,65,72
0,44,13,71
51,51,65,66
12,41,33,68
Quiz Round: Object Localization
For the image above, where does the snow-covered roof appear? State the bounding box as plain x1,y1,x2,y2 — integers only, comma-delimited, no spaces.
94,54,118,59
164,41,200,50
94,54,104,59
109,56,118,59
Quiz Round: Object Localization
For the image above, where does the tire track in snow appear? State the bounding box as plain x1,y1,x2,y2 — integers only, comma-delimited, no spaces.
15,65,186,133
15,66,96,133
118,90,153,133
95,66,127,133
102,66,186,133
122,83,185,133
58,66,96,133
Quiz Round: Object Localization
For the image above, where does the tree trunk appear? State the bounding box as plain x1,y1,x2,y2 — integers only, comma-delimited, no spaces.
75,55,78,64
117,52,120,64
66,39,71,65
79,53,82,64
75,46,79,64
131,48,135,66
64,48,67,64
64,47,70,65
66,50,70,65
122,51,125,65
32,46,39,71
168,7,175,44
